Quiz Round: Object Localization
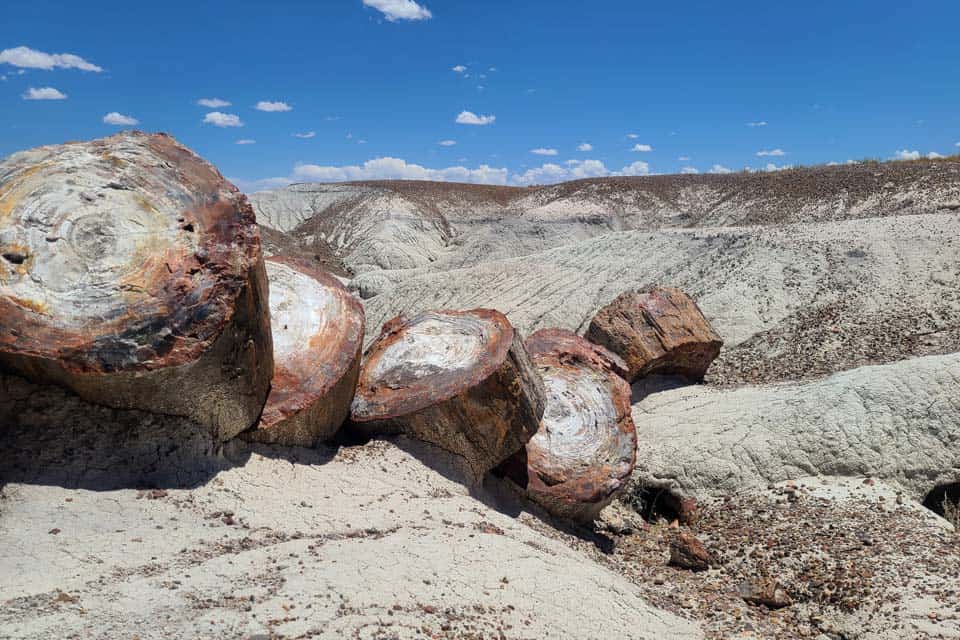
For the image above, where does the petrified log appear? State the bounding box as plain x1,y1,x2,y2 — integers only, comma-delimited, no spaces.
0,132,272,440
586,287,722,382
349,309,545,480
499,329,636,522
739,578,792,609
240,256,364,446
669,532,715,572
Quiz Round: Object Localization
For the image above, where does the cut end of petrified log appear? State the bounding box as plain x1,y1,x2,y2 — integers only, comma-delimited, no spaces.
501,328,637,522
241,257,364,446
0,132,272,439
585,287,722,382
350,309,545,481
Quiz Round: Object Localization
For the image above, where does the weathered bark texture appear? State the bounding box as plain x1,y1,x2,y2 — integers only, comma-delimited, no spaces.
240,256,364,446
669,532,716,572
349,309,546,481
500,328,636,522
586,287,722,382
0,132,272,440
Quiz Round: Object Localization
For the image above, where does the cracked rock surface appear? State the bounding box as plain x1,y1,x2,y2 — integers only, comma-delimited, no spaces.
630,353,960,502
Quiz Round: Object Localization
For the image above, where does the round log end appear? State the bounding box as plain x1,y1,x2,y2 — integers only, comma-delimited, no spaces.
350,309,545,480
241,257,364,446
506,328,637,522
0,132,272,437
350,309,515,422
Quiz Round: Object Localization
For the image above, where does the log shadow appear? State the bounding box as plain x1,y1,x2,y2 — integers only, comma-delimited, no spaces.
0,373,351,492
389,434,616,553
0,372,253,492
630,373,695,404
482,471,618,554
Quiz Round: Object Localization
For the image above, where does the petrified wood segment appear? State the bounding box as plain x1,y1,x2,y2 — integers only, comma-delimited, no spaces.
0,132,272,440
500,329,636,522
241,257,364,446
350,309,546,480
586,287,722,382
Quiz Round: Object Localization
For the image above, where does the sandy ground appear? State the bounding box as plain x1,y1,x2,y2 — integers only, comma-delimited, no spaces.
0,374,698,640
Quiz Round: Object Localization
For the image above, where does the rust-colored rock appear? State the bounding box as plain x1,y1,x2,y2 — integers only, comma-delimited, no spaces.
586,287,722,382
349,309,545,481
499,329,636,523
240,257,364,446
0,132,272,440
669,532,715,571
739,578,793,609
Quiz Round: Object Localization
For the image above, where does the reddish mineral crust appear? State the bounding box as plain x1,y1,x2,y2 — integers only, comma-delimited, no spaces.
350,309,546,480
0,132,272,439
501,328,636,522
586,287,722,382
241,256,364,446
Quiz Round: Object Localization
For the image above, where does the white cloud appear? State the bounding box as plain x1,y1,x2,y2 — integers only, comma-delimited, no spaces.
451,64,466,73
255,100,292,112
569,159,611,179
512,159,650,186
197,97,230,108
927,151,945,159
626,133,639,139
893,149,920,160
456,110,495,125
438,139,456,146
764,163,792,171
0,46,101,72
678,156,690,161
577,142,593,152
512,163,568,185
236,139,256,145
530,148,558,156
23,86,66,100
756,148,786,157
293,131,316,139
680,167,699,174
710,164,733,174
632,143,653,152
204,112,243,127
619,161,651,176
747,121,768,127
293,157,507,185
103,112,139,126
363,0,432,21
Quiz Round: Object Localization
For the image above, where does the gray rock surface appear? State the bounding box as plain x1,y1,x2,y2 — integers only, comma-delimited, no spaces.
630,352,960,502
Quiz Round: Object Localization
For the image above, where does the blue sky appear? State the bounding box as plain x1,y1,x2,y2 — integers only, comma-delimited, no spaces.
2,0,959,190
